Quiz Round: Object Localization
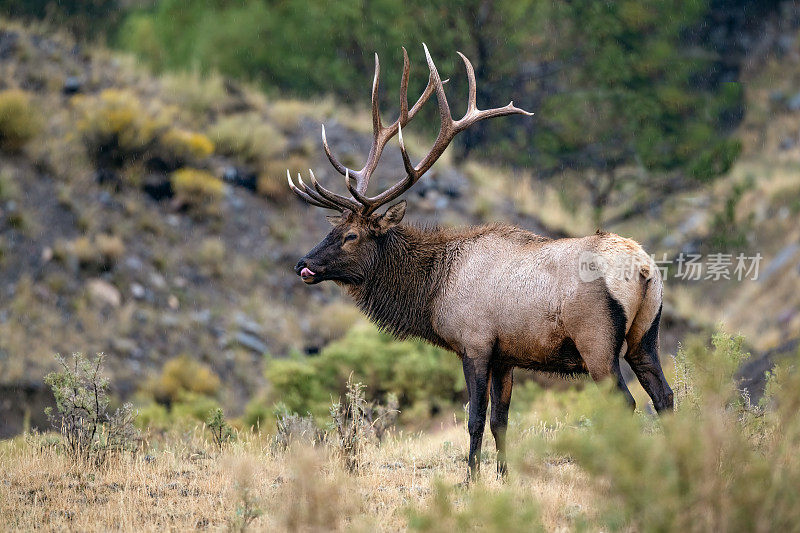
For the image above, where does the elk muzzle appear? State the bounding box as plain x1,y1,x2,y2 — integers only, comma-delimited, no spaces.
294,259,320,284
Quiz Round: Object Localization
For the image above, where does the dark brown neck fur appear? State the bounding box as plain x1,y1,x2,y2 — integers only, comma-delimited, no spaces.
345,225,450,347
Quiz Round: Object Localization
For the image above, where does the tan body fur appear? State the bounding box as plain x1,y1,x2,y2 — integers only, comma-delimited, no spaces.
433,228,662,382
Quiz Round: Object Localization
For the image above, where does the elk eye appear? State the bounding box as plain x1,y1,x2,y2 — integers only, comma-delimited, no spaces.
343,233,357,243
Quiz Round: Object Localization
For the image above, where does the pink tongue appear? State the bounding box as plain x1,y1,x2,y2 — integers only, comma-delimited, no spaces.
300,267,315,278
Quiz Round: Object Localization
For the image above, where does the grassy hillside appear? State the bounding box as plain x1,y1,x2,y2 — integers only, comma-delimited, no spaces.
3,334,800,531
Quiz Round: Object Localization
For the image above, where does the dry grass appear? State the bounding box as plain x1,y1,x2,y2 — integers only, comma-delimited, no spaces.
0,417,594,532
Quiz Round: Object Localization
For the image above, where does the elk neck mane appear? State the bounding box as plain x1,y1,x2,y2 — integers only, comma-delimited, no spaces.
345,222,549,349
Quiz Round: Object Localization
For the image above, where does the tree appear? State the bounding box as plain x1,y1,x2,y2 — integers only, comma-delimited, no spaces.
531,0,742,223
115,0,743,224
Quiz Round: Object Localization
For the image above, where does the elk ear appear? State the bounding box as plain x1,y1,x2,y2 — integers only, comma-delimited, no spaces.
326,214,344,226
377,200,406,231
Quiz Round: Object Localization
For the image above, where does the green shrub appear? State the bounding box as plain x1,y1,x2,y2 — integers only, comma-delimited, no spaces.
209,113,286,164
206,408,234,449
260,153,308,201
75,89,165,169
156,127,214,169
0,89,40,152
54,233,125,272
271,405,323,450
264,323,463,422
170,391,222,422
75,89,213,173
152,354,221,404
264,358,331,420
539,331,800,532
708,177,755,251
407,481,544,532
170,168,225,213
134,401,170,431
194,237,226,277
44,353,138,466
161,70,229,116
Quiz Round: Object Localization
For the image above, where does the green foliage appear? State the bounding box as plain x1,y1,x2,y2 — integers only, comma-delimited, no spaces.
56,233,125,273
708,177,755,251
118,0,742,205
0,89,40,152
206,408,234,450
264,323,463,421
329,378,371,473
272,405,323,450
151,354,221,405
157,127,214,169
541,330,800,532
208,113,286,165
118,0,540,160
75,89,164,169
407,481,544,532
170,168,225,213
0,0,122,38
75,89,213,174
44,353,138,466
134,401,170,431
536,0,742,215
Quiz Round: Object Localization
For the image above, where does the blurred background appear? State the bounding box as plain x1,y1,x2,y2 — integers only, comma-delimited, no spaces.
0,0,798,438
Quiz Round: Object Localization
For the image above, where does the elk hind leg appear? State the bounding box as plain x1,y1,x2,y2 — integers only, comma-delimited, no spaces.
574,291,636,409
626,305,674,412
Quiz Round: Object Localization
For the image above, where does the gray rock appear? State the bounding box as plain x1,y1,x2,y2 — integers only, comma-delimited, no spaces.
63,76,82,95
787,92,800,111
87,279,121,307
228,193,245,210
130,283,146,299
233,331,269,355
125,255,144,270
149,273,166,289
191,309,211,325
234,312,263,336
769,90,786,105
761,243,800,282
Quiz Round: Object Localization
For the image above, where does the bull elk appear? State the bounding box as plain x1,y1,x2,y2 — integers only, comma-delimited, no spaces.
290,45,674,480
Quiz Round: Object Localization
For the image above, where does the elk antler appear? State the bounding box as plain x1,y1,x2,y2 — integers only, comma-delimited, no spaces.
288,44,533,214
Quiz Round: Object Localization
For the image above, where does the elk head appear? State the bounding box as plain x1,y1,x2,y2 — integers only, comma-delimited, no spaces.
290,44,532,286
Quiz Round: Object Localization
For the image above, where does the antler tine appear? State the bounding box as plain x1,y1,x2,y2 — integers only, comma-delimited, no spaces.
457,51,477,114
321,125,348,177
371,53,382,137
397,123,418,181
287,170,339,210
296,172,345,210
319,48,442,194
308,169,361,212
399,47,410,124
423,43,453,129
454,50,534,126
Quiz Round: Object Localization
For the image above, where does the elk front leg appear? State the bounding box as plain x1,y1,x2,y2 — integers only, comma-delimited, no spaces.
462,353,490,481
490,363,513,479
